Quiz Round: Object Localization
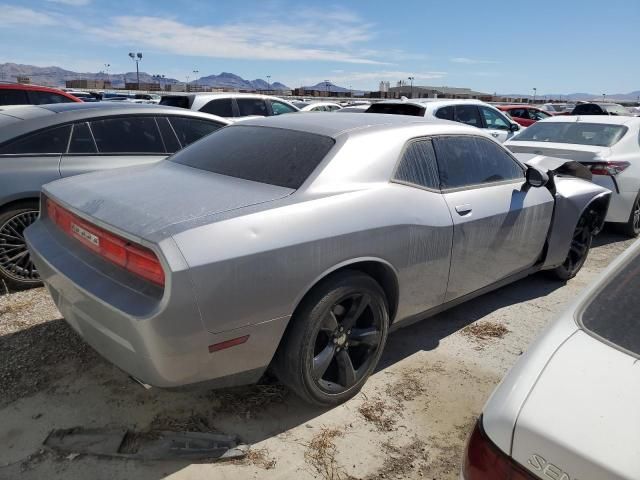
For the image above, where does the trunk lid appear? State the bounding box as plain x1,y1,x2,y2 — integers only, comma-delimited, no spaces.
505,141,611,162
42,161,294,241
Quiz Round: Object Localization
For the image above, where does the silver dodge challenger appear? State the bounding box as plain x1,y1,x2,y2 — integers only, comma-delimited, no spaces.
26,113,610,406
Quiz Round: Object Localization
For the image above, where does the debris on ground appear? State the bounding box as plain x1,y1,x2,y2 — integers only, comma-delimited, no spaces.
385,368,427,402
365,438,427,480
358,399,397,432
461,322,510,342
304,427,348,480
243,448,277,469
210,384,289,418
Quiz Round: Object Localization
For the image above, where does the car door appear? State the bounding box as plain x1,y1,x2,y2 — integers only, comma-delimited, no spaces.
509,108,533,127
432,135,554,301
60,116,167,178
479,105,515,142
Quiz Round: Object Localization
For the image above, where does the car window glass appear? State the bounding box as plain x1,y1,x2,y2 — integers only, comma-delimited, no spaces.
90,117,164,153
159,96,190,109
0,125,71,155
511,122,628,147
509,109,527,118
454,105,482,127
271,101,297,115
0,89,29,105
435,106,454,120
529,109,550,121
68,122,97,154
433,136,523,189
156,117,181,153
480,106,511,130
366,103,426,116
199,98,234,117
171,125,335,189
394,139,440,190
236,98,268,117
168,117,223,147
29,91,74,105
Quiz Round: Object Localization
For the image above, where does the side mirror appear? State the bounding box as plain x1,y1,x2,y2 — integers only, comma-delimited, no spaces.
526,167,549,188
510,123,520,132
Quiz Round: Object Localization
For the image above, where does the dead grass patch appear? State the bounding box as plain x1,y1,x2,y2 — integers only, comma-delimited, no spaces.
386,368,426,402
210,384,288,419
0,300,32,317
244,448,276,469
304,427,349,480
462,322,509,341
358,399,397,432
364,438,426,480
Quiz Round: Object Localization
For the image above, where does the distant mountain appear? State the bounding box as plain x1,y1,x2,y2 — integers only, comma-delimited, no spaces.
301,81,365,95
0,63,290,90
501,90,640,102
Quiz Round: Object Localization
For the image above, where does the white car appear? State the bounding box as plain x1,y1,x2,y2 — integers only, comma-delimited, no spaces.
159,93,299,119
366,99,522,143
463,238,640,480
506,116,640,236
294,101,342,112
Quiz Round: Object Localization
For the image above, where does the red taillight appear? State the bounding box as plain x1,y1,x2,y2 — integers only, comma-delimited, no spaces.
463,418,535,480
588,161,630,176
46,198,165,287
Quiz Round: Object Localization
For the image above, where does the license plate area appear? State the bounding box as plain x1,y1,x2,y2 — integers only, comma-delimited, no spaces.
71,223,100,249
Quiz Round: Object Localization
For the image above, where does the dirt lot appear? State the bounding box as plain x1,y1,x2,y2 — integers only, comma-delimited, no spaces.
0,229,634,480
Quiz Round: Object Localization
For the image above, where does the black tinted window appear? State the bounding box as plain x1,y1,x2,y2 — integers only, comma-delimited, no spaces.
394,140,440,189
171,125,335,189
508,108,527,118
435,106,454,120
581,250,640,357
433,136,523,189
0,125,71,155
29,91,74,105
200,98,233,117
366,103,426,116
159,96,190,109
237,98,268,117
156,117,181,153
454,105,482,127
169,117,223,147
90,117,164,153
68,122,96,154
0,89,29,105
572,104,603,115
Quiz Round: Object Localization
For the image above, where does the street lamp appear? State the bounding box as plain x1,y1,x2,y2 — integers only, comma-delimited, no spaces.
324,79,331,98
128,52,142,90
602,93,606,102
349,85,353,97
192,70,199,92
408,76,415,99
532,87,537,104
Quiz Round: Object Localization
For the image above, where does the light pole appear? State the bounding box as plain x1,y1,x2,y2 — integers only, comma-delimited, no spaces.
128,52,142,90
602,93,606,102
408,76,415,99
324,79,331,98
349,85,353,98
192,70,199,91
532,87,537,104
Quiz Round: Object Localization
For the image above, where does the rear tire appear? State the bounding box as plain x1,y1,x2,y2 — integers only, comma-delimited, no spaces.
272,271,389,407
619,192,640,238
0,201,41,291
552,212,593,281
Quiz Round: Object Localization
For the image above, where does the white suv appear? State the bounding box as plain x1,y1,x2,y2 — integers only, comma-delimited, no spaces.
159,93,299,120
366,99,522,143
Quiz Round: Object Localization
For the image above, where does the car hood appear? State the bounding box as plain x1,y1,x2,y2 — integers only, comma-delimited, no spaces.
42,161,294,242
511,330,640,480
505,141,611,162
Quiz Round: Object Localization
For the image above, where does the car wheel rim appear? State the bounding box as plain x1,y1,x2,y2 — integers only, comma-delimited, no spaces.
310,293,383,394
562,216,590,275
0,210,40,283
633,198,640,233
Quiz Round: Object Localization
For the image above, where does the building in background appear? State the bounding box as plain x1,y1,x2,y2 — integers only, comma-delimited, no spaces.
124,82,161,91
379,81,390,93
372,85,492,101
66,79,112,89
16,76,31,84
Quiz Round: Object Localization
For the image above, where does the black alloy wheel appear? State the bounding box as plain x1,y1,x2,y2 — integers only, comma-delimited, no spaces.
623,194,640,237
273,271,389,406
0,206,41,290
553,213,592,281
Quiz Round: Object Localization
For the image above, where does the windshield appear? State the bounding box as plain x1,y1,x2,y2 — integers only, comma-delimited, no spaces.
510,122,628,147
170,125,335,189
580,247,640,357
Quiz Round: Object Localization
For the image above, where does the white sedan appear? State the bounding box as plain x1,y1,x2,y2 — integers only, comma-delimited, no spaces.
506,116,640,236
463,239,640,480
294,101,343,112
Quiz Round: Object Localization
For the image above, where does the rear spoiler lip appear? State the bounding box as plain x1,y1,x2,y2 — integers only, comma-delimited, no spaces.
520,154,592,181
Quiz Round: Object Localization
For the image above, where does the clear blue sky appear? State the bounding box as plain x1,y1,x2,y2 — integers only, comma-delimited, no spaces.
2,0,638,94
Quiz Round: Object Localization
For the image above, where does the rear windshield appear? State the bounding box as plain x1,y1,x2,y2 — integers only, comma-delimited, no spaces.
510,122,628,147
581,248,640,357
159,96,190,109
366,103,426,116
170,125,335,189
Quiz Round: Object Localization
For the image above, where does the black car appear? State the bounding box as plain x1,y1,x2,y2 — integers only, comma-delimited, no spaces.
571,102,630,116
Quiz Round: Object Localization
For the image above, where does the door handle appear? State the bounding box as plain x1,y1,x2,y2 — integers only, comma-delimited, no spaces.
455,204,472,215
491,132,500,137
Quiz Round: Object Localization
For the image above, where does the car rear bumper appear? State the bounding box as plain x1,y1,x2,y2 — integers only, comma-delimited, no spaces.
591,175,635,223
25,218,289,389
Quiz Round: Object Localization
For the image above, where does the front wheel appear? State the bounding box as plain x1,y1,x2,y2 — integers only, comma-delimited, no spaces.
0,202,41,291
273,271,389,407
552,213,593,281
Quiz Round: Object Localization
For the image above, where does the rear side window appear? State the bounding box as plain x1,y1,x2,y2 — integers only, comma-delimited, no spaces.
0,125,71,155
271,100,297,115
200,98,233,117
29,91,74,105
89,117,164,153
454,105,482,127
435,106,454,120
433,136,523,189
68,122,97,154
366,103,426,116
171,125,335,189
480,106,511,130
159,96,190,109
511,122,628,147
237,98,268,117
0,89,29,105
572,104,603,115
168,117,223,147
508,108,528,118
394,139,440,190
156,117,181,153
581,249,640,357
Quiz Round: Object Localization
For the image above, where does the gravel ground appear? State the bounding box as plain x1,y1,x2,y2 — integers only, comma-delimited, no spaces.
0,228,634,480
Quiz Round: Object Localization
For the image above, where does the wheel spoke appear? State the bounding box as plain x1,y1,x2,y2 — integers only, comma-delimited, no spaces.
313,344,336,380
336,350,357,388
319,311,339,332
348,327,381,348
0,209,39,282
341,294,370,330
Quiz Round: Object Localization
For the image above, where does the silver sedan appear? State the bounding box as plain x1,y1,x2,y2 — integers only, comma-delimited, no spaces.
26,113,610,406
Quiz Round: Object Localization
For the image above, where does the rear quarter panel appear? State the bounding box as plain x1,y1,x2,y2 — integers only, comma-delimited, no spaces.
0,154,61,209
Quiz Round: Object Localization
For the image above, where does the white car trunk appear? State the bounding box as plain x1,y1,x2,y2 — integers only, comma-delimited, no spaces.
506,141,611,163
